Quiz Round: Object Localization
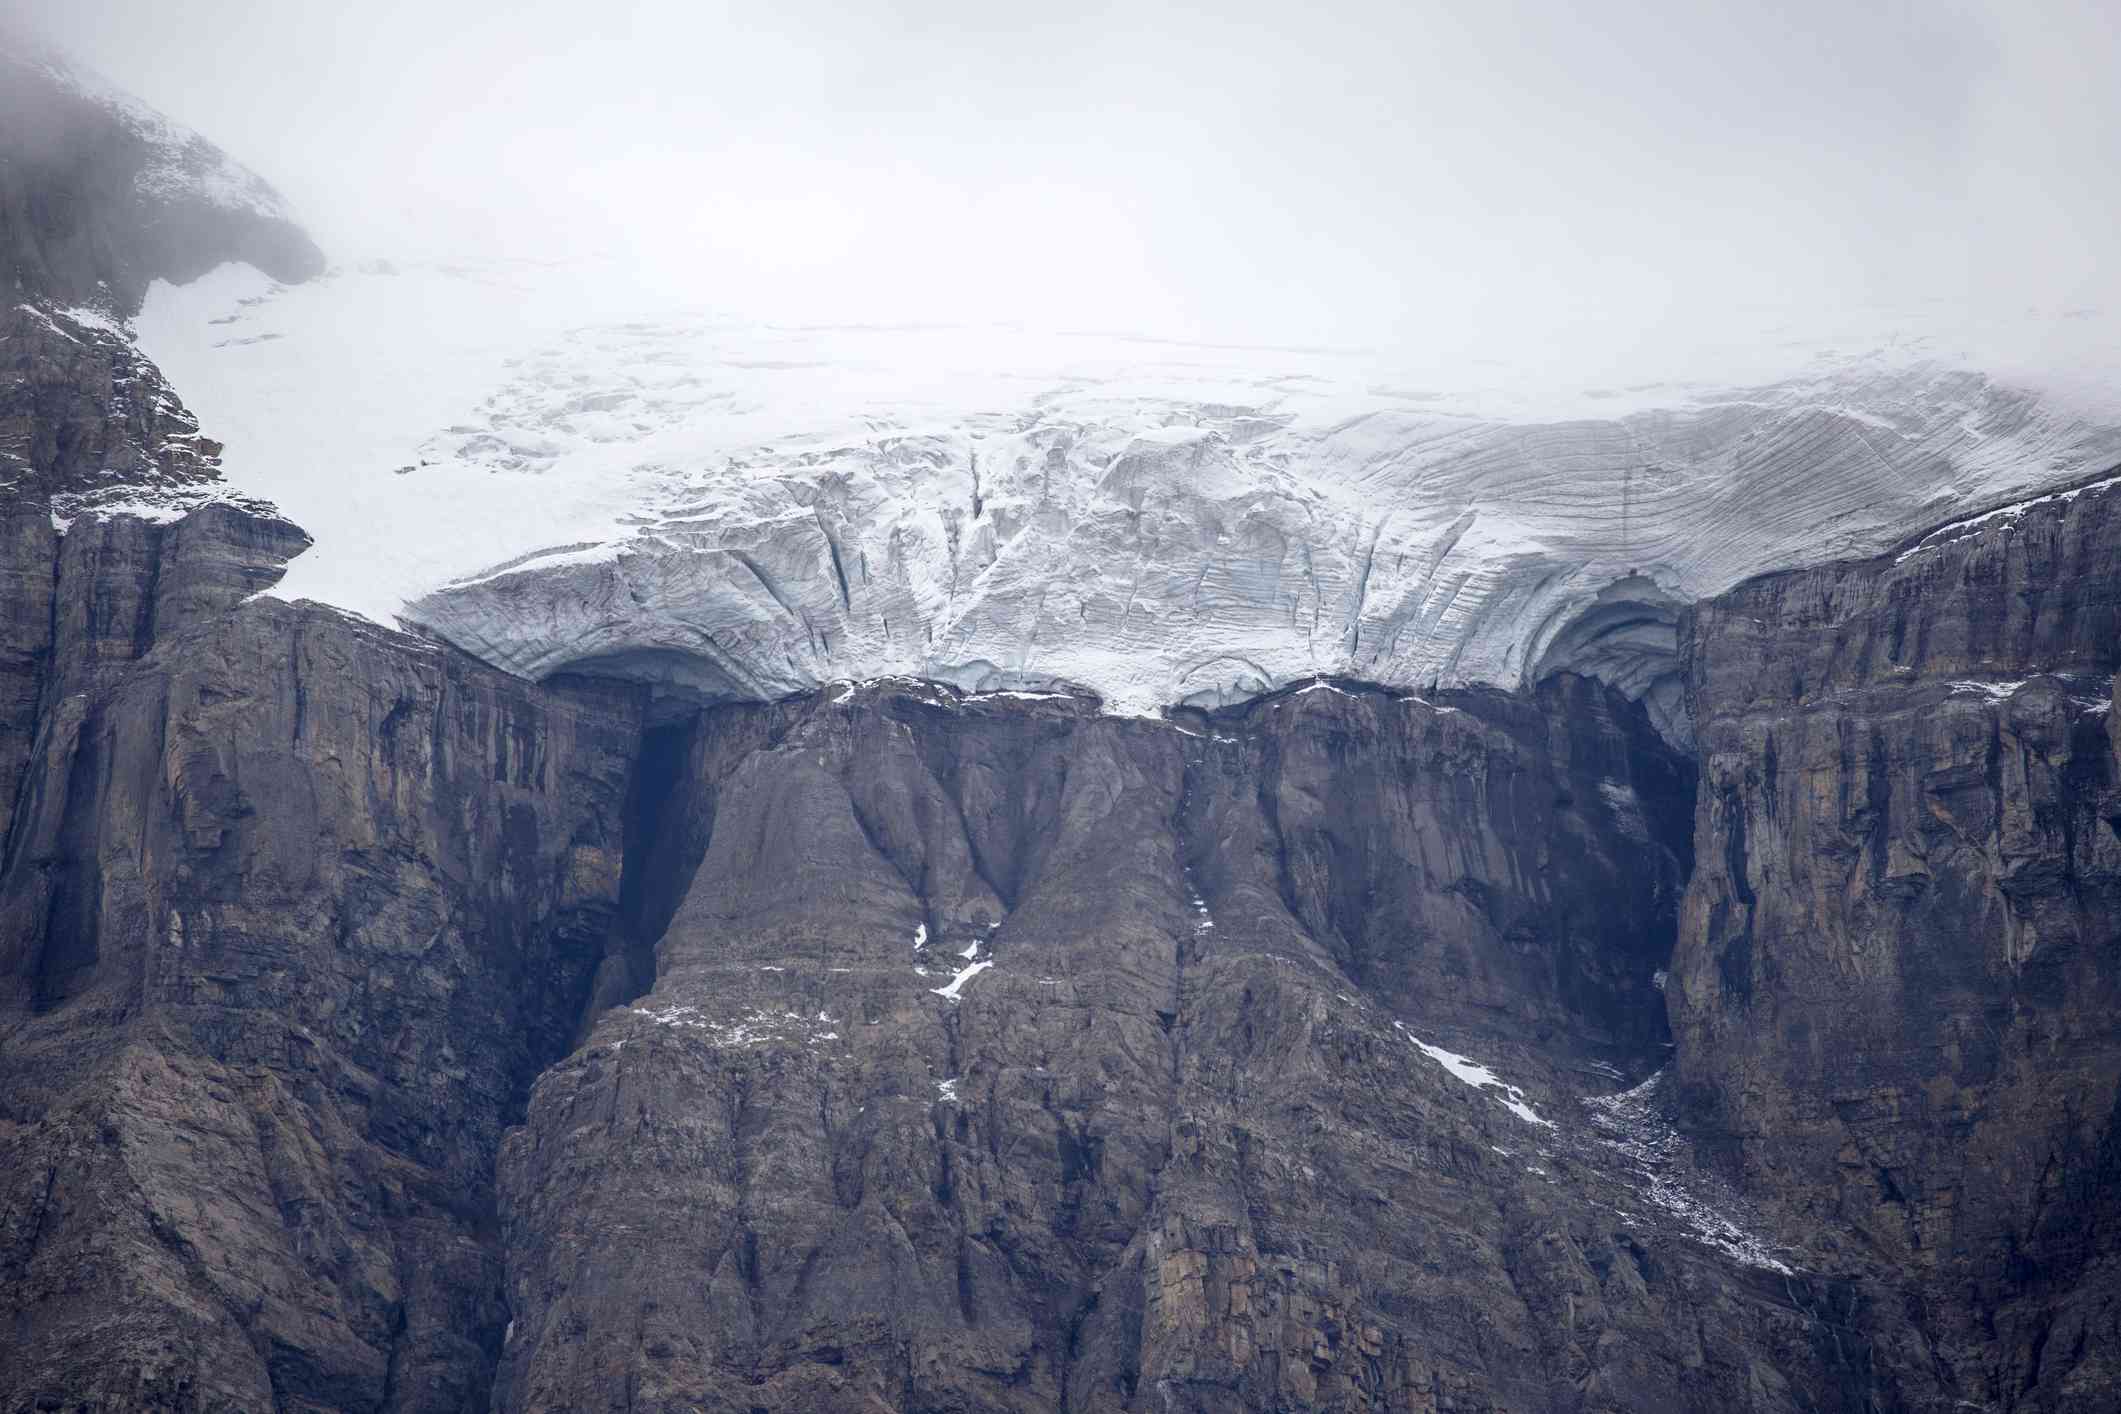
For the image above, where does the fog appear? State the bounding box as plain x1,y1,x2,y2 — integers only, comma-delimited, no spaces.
9,0,2117,372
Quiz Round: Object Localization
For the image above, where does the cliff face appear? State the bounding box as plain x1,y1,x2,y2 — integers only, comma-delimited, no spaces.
491,675,1807,1414
0,252,624,1409
4,537,1803,1414
0,301,235,517
0,500,308,875
0,552,644,1408
1673,474,2121,1407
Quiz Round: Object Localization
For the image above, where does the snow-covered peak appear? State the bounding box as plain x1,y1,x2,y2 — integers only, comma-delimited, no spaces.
15,49,293,224
133,258,2121,729
0,37,322,313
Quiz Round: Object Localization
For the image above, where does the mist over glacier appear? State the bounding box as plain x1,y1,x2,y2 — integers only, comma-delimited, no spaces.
14,0,2118,355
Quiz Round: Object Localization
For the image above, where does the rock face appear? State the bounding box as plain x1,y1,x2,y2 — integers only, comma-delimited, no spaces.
12,485,2121,1408
492,676,1823,1414
1673,474,2121,1407
0,300,269,523
0,561,645,1409
0,94,649,1396
0,497,309,863
4,451,2121,1412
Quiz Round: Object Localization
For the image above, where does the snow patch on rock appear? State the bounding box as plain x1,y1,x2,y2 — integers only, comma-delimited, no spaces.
630,1003,841,1047
1583,1070,1793,1274
931,959,994,1002
1395,1022,1553,1128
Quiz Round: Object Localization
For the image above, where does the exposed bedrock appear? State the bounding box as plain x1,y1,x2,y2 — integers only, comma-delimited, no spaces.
0,301,241,517
0,498,309,860
21,29,2121,1411
1672,475,2121,1407
0,506,645,1409
488,678,1924,1414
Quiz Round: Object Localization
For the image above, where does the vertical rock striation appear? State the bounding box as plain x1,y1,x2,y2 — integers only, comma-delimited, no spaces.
6,37,2121,1403
491,678,1885,1413
0,510,644,1408
1674,473,2121,1408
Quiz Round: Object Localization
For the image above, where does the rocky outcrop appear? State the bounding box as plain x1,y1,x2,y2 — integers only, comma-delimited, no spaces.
0,301,253,520
9,41,2121,1407
0,28,321,841
6,469,2121,1409
0,498,307,852
1672,470,2121,1408
0,505,56,841
0,32,321,560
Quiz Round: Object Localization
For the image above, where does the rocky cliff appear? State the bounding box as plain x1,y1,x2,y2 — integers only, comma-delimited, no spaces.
14,500,2120,1409
1673,471,2121,1407
491,673,1725,1412
0,583,645,1408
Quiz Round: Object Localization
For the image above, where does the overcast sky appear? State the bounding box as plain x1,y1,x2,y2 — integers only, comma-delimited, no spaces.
9,0,2116,362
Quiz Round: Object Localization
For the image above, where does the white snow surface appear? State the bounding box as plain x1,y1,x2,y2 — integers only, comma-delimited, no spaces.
1395,1022,1552,1128
931,959,994,1002
133,258,2121,714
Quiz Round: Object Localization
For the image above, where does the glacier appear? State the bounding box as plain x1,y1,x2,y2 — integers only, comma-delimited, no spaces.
131,258,2121,739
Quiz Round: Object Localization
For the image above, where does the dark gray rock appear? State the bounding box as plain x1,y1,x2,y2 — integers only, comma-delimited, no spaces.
6,474,2121,1409
490,677,1882,1413
3,61,2119,1396
0,587,645,1411
1673,471,2121,1409
0,495,307,869
0,301,248,518
0,504,57,845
